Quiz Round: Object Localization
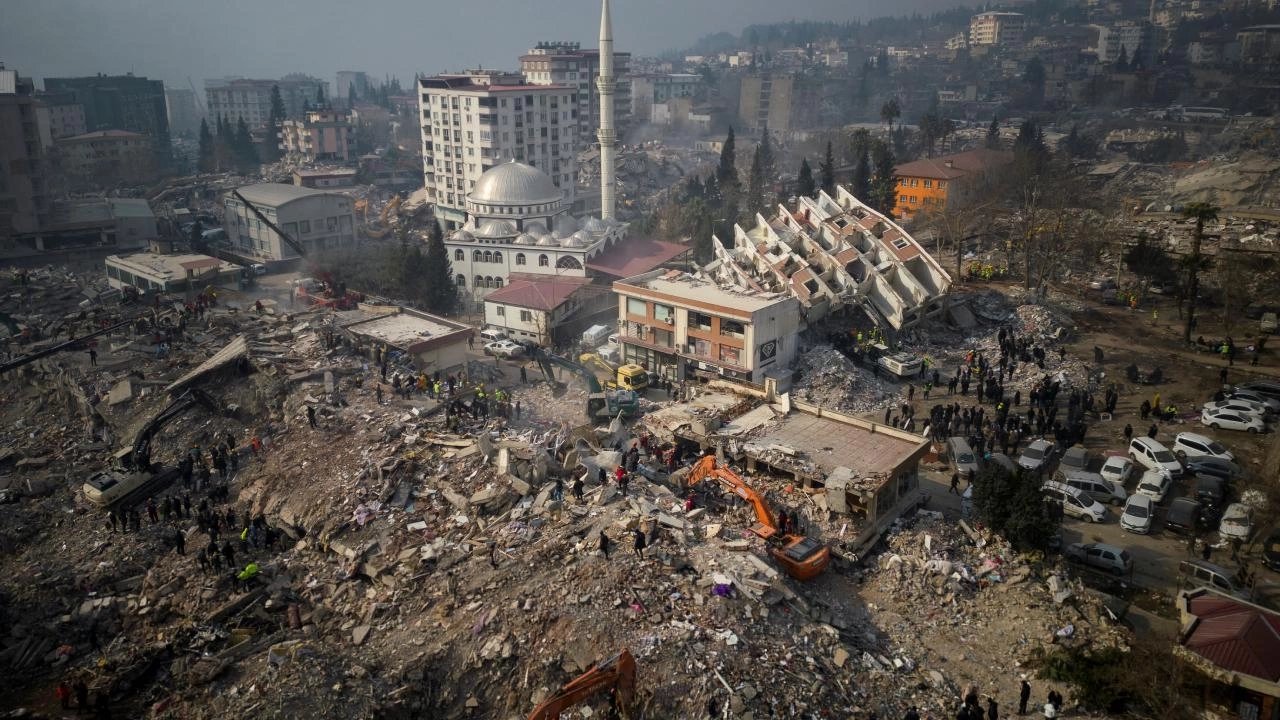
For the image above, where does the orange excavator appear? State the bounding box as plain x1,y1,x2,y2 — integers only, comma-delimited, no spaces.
686,455,831,581
527,649,636,720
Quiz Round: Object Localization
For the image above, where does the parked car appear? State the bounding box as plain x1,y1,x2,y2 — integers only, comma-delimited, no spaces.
1219,503,1254,542
1239,380,1280,402
483,340,524,359
1042,480,1108,523
1056,469,1127,506
1120,494,1154,534
948,437,981,479
1059,446,1093,473
1065,542,1133,576
1201,407,1266,433
478,327,508,343
1202,400,1271,421
1194,475,1227,509
1184,456,1243,481
1179,559,1247,596
1225,388,1280,413
1165,498,1203,535
1099,455,1137,487
1018,439,1056,473
1129,438,1183,477
1136,469,1173,503
1173,432,1235,462
1262,529,1280,572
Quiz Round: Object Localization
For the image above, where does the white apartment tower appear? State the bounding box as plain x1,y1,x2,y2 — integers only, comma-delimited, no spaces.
418,71,579,228
968,12,1027,48
519,40,631,142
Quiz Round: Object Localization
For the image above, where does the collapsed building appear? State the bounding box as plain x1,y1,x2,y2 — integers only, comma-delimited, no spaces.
706,186,953,332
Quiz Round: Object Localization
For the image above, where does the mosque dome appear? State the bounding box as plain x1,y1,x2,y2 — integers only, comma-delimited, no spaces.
513,233,536,246
553,215,579,238
536,235,560,247
469,162,563,206
525,221,549,237
451,230,475,243
581,217,607,233
475,219,517,238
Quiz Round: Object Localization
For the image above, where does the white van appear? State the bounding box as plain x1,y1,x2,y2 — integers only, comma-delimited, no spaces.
1042,480,1108,523
581,324,610,347
1172,432,1234,462
1056,469,1126,506
479,327,508,343
1128,437,1183,478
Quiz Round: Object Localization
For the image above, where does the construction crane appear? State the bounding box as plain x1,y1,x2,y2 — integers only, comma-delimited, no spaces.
532,348,640,419
526,649,636,720
82,388,222,509
686,455,831,581
231,189,309,258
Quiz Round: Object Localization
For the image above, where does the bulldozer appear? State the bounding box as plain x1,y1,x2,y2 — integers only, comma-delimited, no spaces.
527,648,635,720
686,455,831,581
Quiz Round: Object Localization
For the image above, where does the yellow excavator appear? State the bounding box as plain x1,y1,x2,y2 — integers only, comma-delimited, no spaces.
578,352,650,393
361,194,402,239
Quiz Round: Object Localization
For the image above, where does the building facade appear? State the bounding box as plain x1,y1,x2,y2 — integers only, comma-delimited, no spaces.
0,67,50,238
56,130,157,188
630,73,700,123
612,269,799,384
222,183,355,261
1238,25,1280,67
204,76,328,130
520,41,631,141
444,161,624,304
35,92,86,141
279,108,355,163
482,275,594,345
1094,21,1156,64
968,12,1026,47
892,148,1012,220
43,74,170,144
738,74,794,131
335,71,371,105
164,87,201,136
418,72,579,228
105,252,240,293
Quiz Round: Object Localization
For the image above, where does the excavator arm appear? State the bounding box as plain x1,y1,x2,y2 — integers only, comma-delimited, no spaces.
527,649,636,720
232,189,308,258
532,348,604,394
687,456,778,540
130,388,221,471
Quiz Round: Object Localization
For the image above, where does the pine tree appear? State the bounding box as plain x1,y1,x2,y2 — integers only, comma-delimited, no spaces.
197,119,214,172
819,140,835,196
1115,45,1129,72
796,158,816,199
703,173,722,208
266,85,286,162
1014,119,1049,168
348,84,358,109
852,143,871,201
234,117,258,171
716,127,737,191
986,116,1001,149
758,124,775,182
869,139,897,218
189,220,204,251
747,143,766,219
316,84,327,107
422,218,456,314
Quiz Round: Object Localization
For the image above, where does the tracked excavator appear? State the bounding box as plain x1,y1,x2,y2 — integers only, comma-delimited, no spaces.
526,648,636,720
82,388,222,509
686,455,831,581
532,348,640,419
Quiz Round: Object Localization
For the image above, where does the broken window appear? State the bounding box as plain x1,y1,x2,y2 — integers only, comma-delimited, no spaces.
718,345,742,365
720,319,745,339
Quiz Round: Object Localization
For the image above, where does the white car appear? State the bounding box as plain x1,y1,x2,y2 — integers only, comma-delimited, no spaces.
1172,432,1235,462
1136,469,1173,503
1099,455,1137,487
1201,407,1266,433
483,340,524,359
1203,400,1271,421
1121,494,1154,534
1225,388,1280,413
1218,503,1253,542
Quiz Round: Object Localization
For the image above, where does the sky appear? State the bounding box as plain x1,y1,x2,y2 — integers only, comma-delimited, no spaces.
2,0,966,90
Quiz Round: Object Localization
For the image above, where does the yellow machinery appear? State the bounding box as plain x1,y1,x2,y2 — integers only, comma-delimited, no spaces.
578,353,650,392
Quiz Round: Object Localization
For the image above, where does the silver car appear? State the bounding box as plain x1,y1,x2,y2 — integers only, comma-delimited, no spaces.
1018,439,1055,473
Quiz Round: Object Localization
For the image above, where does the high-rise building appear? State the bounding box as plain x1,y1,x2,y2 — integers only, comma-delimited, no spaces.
739,74,795,131
417,70,578,228
335,71,372,105
34,92,86,142
42,73,170,164
968,12,1026,48
164,87,201,137
204,75,328,129
520,41,631,141
0,66,50,237
630,73,701,122
279,109,355,164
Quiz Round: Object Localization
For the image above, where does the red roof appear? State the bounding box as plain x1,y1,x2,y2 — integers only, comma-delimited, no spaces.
483,275,591,311
895,148,1013,180
586,237,691,278
1183,592,1280,682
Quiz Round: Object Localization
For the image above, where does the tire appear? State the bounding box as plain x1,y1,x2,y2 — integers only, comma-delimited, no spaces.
1083,515,1094,523
1249,427,1259,434
1211,423,1221,430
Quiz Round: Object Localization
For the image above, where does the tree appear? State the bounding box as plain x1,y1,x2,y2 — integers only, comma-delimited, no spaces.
971,465,1060,552
758,124,775,182
422,218,456,315
188,220,204,252
265,85,286,162
1182,203,1219,344
316,84,327,107
1114,45,1130,72
879,97,900,134
852,139,872,201
1061,125,1099,158
1124,236,1178,290
347,83,358,109
819,140,836,196
1013,119,1050,172
986,116,1001,149
197,119,214,172
234,117,258,171
796,158,816,199
1023,56,1046,108
747,143,766,218
717,126,737,187
868,139,897,218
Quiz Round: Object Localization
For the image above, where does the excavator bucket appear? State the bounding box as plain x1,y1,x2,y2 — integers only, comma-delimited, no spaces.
526,648,636,720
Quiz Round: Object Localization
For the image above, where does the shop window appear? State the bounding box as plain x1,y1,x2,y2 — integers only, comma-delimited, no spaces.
719,345,742,365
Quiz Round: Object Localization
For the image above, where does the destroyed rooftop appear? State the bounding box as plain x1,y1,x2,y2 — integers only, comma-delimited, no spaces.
338,307,472,351
615,269,792,316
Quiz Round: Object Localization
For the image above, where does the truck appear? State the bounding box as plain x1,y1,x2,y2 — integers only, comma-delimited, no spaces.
578,352,650,393
533,349,642,419
581,324,611,347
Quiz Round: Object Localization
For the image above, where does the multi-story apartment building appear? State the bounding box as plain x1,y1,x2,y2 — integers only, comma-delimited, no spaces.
222,183,355,261
42,74,170,166
335,71,371,105
520,41,631,141
631,73,701,123
418,71,578,228
0,66,50,237
57,130,158,189
612,269,800,384
968,12,1026,48
164,87,201,136
35,92,86,142
279,109,355,164
1238,25,1280,67
738,74,795,131
892,148,1012,220
1093,21,1156,65
204,75,328,129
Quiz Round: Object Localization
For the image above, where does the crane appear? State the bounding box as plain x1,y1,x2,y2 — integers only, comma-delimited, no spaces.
82,388,222,508
526,649,636,720
686,455,831,581
531,348,640,419
231,188,309,258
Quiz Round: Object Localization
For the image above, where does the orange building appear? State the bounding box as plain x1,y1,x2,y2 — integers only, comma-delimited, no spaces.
892,148,1012,220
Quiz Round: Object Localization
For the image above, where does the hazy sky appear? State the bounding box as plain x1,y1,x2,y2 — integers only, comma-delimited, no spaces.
2,0,964,90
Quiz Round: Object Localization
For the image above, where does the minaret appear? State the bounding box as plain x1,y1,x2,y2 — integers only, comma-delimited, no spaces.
596,0,616,221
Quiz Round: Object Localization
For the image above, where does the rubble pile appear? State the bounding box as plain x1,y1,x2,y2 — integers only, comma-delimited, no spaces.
790,345,901,414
